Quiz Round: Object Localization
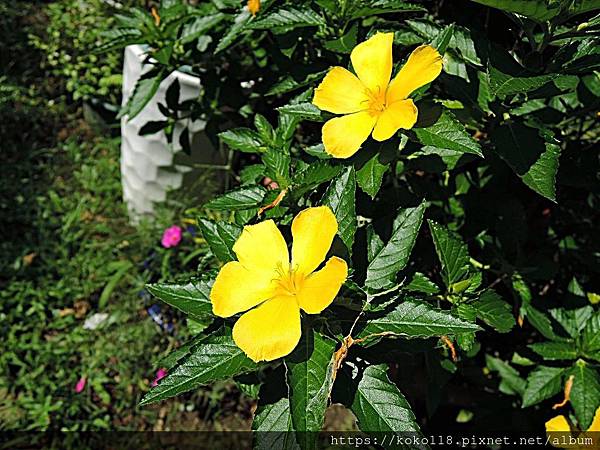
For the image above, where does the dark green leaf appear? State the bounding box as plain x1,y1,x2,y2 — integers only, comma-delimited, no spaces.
528,341,579,360
198,219,242,263
276,102,323,121
292,162,342,198
219,128,265,153
204,186,267,210
322,167,357,254
428,220,470,287
140,327,257,404
146,279,213,322
349,1,425,20
568,360,600,430
522,366,565,408
249,7,325,30
351,364,422,434
253,397,300,450
179,13,224,44
356,153,389,199
486,355,526,396
405,272,440,294
358,298,480,339
365,202,426,290
473,290,516,333
138,120,168,136
469,0,561,21
120,69,165,120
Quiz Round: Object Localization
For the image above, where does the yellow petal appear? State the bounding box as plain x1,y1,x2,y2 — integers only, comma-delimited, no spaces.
386,45,443,104
313,67,370,114
233,219,288,272
545,415,572,434
291,206,338,276
587,406,600,432
351,32,394,95
372,99,418,141
322,111,377,158
297,256,347,314
210,261,276,317
232,295,301,362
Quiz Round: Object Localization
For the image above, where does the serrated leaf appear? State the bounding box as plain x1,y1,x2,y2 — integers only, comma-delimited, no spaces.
356,153,389,199
140,327,257,405
146,279,213,322
492,122,561,201
286,329,336,447
179,13,224,44
365,202,426,290
405,272,440,294
215,10,250,53
469,0,561,21
486,354,526,396
358,298,480,339
292,162,342,198
428,220,470,287
276,102,323,121
219,128,265,153
322,166,357,254
412,109,482,157
120,69,165,120
473,290,515,333
204,186,267,210
351,364,422,435
568,360,600,430
249,7,325,30
583,312,600,358
522,366,565,408
349,1,425,20
253,397,300,450
488,66,570,98
549,306,594,339
529,341,579,360
198,219,242,263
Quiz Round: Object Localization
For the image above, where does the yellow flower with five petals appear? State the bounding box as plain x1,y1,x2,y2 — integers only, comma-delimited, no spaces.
313,32,443,158
210,206,348,362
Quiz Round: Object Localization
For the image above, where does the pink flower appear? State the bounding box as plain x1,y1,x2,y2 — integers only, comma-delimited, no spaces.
161,225,182,248
75,377,86,393
152,368,167,387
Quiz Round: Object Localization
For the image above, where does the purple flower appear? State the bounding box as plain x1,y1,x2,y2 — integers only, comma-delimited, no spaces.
152,368,167,387
75,377,86,393
161,225,182,248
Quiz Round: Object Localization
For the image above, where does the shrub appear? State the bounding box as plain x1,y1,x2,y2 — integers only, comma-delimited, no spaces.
105,0,600,439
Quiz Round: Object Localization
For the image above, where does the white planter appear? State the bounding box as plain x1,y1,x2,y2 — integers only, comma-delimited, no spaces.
120,44,209,220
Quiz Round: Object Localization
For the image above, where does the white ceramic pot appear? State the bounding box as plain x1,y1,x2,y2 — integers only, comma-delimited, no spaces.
120,44,208,220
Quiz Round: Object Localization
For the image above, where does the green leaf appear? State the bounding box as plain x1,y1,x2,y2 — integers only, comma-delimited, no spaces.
146,279,213,322
286,329,336,446
322,166,357,254
430,24,455,54
349,1,425,20
366,225,385,263
179,13,225,44
198,219,242,263
488,67,573,99
492,122,561,201
204,186,267,210
549,306,593,339
263,150,291,186
219,128,264,153
522,366,565,408
472,290,516,333
249,7,325,30
323,22,358,53
529,341,579,360
140,327,257,405
568,360,600,430
351,364,422,434
356,153,389,199
215,10,250,53
365,202,426,290
469,0,561,21
292,162,342,198
405,272,440,294
485,355,526,396
253,397,300,450
120,69,165,120
412,109,483,157
358,298,480,339
276,102,323,121
582,312,600,358
304,143,331,159
428,220,470,287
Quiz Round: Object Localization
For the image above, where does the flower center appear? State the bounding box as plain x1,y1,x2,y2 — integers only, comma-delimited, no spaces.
366,86,387,114
274,263,304,297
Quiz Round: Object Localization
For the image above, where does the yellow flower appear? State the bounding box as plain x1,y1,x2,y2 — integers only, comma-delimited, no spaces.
545,407,600,449
210,206,348,362
247,0,260,16
313,33,443,158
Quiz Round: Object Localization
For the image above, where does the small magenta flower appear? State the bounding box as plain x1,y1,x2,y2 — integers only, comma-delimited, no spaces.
161,225,182,248
75,377,86,393
152,368,167,387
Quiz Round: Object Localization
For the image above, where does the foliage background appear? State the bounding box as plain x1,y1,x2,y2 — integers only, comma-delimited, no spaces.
2,0,599,439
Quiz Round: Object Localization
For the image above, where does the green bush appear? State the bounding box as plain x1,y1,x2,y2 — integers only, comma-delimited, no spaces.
106,0,599,439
